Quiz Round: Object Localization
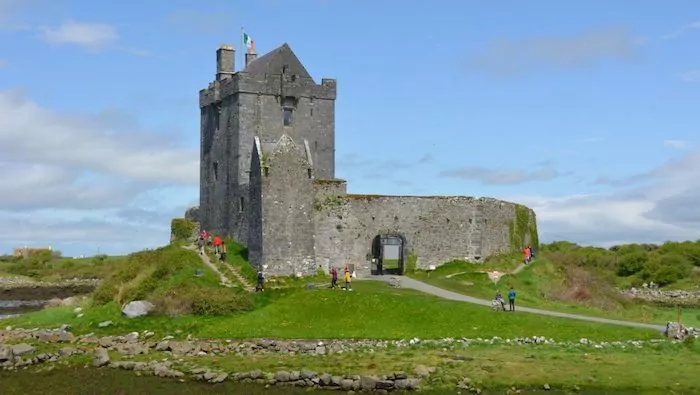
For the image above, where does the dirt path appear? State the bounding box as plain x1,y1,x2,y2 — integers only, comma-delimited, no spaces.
369,275,664,331
511,261,528,274
445,260,529,280
183,246,234,287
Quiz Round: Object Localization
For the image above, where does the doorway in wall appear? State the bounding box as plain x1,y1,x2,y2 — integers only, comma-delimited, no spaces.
371,234,405,275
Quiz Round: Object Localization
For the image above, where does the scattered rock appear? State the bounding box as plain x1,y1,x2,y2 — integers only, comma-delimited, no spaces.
98,321,113,328
121,301,155,319
92,348,110,367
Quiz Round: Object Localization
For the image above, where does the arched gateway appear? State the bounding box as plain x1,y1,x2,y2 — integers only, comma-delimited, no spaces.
371,234,406,275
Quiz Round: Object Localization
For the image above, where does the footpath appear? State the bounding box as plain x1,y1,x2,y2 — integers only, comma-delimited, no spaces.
369,275,664,331
184,245,255,292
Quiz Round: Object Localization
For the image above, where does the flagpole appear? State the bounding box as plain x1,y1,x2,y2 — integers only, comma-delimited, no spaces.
240,26,244,71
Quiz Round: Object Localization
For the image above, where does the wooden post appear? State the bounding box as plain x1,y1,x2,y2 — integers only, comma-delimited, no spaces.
677,304,683,338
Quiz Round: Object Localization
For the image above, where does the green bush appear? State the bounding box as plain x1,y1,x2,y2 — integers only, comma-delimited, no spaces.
404,253,417,274
171,218,196,242
190,288,254,315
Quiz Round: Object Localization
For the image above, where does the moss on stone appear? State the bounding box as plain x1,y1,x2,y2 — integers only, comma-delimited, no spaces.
313,195,348,211
508,205,534,251
313,179,346,185
346,194,385,201
404,253,417,274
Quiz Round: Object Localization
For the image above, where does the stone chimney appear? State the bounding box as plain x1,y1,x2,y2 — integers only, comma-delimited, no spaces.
245,47,257,68
216,44,235,81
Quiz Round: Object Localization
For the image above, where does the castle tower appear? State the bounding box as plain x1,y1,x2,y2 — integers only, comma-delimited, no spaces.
198,43,337,264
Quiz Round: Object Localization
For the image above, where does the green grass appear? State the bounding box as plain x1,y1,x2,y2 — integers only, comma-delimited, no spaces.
411,259,700,328
0,254,128,282
6,280,658,341
3,340,699,394
223,239,258,284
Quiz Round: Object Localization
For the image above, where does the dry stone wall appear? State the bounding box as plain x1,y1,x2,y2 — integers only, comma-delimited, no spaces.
313,186,537,276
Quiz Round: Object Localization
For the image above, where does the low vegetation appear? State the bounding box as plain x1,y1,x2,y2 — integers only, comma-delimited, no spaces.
90,245,253,316
5,239,699,393
3,340,700,394
410,241,700,327
8,280,655,341
0,251,127,281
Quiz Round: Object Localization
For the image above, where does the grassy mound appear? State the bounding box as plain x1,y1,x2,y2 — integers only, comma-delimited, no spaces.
91,245,253,316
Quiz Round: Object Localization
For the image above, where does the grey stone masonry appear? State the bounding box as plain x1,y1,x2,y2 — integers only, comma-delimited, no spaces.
185,40,539,277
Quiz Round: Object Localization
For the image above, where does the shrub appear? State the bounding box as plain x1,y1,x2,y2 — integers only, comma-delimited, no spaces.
171,218,196,242
190,288,254,316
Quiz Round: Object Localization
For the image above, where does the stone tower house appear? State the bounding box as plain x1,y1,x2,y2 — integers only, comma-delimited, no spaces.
193,42,539,277
199,43,337,274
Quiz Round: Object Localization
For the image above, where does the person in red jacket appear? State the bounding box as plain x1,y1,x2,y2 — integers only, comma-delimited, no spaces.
213,236,222,254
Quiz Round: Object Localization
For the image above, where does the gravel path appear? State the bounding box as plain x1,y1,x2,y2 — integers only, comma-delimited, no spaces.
369,275,665,331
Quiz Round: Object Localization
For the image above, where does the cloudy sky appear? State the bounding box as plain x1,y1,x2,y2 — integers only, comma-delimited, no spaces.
1,0,699,257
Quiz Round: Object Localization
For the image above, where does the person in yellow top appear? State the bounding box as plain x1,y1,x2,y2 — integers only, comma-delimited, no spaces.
343,267,352,291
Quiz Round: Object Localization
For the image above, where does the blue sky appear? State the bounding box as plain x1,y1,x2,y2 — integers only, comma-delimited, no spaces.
1,0,700,257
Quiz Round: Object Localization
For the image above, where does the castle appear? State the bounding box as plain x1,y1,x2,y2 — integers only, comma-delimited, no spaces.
185,42,539,277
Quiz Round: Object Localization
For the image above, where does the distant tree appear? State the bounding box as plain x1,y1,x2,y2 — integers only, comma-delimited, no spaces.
616,251,647,277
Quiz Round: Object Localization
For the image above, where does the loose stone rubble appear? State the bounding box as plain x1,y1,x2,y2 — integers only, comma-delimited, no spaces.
621,287,700,304
0,326,695,392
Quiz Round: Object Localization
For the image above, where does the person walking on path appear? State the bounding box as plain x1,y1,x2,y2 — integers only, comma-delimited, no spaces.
508,286,517,311
343,267,352,291
330,266,338,289
213,236,222,254
220,243,227,261
196,236,205,256
256,270,265,292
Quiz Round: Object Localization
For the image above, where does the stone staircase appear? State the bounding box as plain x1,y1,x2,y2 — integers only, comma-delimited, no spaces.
201,247,255,292
182,245,234,288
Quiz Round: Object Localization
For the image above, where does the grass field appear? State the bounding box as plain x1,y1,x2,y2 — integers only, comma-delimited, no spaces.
6,279,658,341
0,254,128,282
2,338,699,393
4,242,697,393
410,259,700,328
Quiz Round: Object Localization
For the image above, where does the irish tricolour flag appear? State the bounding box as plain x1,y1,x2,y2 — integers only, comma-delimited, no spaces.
243,30,254,51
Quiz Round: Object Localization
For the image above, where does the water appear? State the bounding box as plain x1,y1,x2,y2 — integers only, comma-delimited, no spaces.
0,282,94,319
0,300,46,319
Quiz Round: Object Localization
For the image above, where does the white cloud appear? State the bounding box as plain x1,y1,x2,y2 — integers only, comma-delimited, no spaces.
663,139,691,150
0,89,198,256
439,165,564,185
679,70,700,83
465,27,640,77
0,90,198,184
506,149,700,246
38,21,118,49
660,21,700,41
0,210,170,256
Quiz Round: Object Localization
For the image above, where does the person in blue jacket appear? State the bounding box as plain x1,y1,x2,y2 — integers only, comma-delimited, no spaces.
508,286,516,311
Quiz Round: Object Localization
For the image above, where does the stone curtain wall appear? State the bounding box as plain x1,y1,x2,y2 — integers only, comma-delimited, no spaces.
313,194,537,276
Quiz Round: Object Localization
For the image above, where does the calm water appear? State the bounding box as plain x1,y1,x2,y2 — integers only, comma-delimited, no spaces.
0,300,45,319
0,368,691,395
